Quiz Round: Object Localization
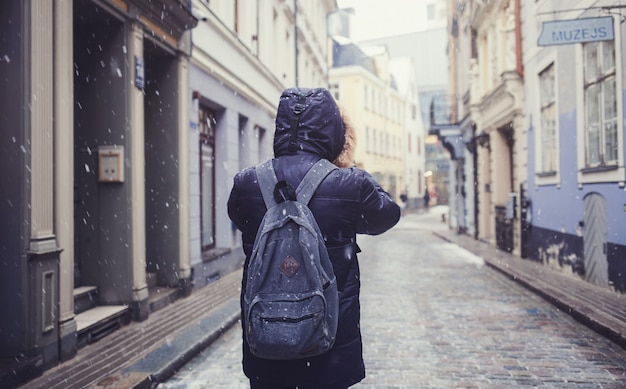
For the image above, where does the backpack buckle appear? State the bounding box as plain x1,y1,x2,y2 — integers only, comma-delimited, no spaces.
293,103,306,115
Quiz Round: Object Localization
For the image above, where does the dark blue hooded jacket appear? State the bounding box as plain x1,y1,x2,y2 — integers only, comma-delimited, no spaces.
227,87,401,388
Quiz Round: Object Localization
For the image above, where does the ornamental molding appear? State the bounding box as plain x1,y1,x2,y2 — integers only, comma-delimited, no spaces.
478,72,523,130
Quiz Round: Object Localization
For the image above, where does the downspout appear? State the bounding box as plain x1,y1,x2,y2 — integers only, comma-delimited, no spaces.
515,0,523,77
473,124,479,240
256,0,260,56
294,0,299,87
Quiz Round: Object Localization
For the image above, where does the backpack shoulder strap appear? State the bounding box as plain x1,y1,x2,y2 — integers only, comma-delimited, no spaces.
296,159,337,206
255,159,279,209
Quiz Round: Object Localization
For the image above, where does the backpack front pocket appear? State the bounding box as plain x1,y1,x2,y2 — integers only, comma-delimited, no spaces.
246,290,333,360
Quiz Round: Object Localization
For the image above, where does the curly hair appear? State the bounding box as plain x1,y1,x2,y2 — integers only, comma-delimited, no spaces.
333,105,357,168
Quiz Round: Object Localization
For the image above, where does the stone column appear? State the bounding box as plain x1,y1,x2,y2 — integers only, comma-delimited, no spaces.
177,53,192,295
28,0,61,369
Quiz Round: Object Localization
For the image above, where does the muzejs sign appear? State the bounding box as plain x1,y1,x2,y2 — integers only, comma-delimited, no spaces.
538,16,614,46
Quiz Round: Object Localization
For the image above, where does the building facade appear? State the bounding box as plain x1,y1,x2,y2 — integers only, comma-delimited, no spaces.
522,0,626,290
444,0,626,294
187,0,336,289
0,0,336,385
1,0,197,383
436,0,525,250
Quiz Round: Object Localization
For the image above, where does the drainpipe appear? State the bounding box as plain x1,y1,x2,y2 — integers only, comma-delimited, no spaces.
294,0,298,87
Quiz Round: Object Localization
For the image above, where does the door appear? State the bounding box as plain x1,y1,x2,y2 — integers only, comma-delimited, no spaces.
583,193,608,287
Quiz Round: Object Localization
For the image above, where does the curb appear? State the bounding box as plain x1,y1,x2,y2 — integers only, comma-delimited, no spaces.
126,299,241,389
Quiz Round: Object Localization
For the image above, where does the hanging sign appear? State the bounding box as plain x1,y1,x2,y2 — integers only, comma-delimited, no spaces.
135,56,145,89
538,16,614,46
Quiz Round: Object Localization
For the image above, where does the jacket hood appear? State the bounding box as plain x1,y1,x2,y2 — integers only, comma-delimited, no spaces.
273,87,345,161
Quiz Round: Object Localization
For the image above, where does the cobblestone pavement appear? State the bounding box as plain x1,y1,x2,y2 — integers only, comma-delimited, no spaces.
159,207,626,388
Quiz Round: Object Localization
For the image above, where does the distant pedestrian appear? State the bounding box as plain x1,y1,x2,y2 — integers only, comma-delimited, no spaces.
423,189,430,209
228,87,401,389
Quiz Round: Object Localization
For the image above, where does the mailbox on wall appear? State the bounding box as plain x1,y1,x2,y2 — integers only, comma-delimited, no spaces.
98,145,124,183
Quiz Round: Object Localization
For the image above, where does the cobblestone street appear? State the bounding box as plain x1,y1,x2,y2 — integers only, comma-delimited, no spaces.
159,208,626,388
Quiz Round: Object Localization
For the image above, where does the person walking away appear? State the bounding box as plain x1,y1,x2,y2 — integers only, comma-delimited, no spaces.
228,87,401,389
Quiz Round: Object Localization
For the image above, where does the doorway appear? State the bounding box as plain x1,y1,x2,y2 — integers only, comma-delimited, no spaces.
583,193,608,287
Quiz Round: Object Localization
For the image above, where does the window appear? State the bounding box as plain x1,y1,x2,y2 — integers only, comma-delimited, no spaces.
427,3,435,20
583,40,617,167
199,105,216,250
364,85,369,109
257,125,267,162
329,82,340,101
238,115,249,170
539,63,557,173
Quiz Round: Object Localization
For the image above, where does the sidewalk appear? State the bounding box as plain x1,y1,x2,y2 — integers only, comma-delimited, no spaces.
20,270,242,389
433,228,626,350
18,222,626,389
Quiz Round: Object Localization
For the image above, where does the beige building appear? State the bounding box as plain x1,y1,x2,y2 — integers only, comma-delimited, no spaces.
448,0,528,255
469,0,525,255
329,41,416,203
390,57,426,208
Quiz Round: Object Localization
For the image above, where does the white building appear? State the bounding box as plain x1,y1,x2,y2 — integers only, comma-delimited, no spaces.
188,0,337,286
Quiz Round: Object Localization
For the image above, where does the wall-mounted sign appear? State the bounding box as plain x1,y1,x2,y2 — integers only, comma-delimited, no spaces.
135,56,144,89
538,16,614,46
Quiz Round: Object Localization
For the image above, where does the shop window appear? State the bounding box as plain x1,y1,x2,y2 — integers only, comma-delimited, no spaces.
199,105,216,250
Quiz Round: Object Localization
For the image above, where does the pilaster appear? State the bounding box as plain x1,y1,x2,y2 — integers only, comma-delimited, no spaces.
27,0,61,369
54,0,77,361
128,20,149,320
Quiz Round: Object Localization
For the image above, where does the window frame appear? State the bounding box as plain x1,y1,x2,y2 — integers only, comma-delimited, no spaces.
198,104,217,252
539,63,557,174
576,17,625,185
535,55,560,187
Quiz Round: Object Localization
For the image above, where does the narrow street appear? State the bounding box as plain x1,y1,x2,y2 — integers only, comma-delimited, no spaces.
159,207,626,389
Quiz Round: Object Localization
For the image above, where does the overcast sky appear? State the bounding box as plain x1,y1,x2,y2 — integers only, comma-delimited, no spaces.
336,0,430,41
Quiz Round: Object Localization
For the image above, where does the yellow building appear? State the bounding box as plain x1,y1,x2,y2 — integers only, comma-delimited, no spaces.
329,38,421,203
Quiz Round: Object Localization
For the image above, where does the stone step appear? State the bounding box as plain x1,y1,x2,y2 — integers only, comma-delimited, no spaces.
148,286,180,313
73,285,99,315
75,305,131,349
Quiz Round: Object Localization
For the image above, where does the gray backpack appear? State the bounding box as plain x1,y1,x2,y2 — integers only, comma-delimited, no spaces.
243,158,339,360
